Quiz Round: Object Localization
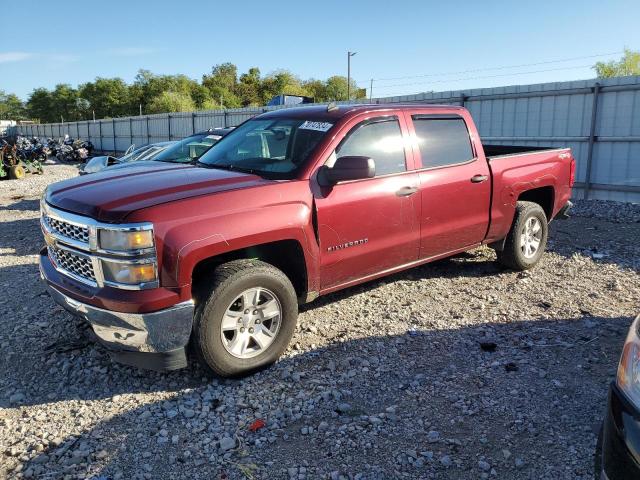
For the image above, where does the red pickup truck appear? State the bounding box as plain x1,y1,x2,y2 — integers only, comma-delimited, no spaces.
39,104,574,376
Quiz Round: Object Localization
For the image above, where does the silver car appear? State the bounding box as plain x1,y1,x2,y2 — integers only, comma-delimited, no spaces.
80,141,174,175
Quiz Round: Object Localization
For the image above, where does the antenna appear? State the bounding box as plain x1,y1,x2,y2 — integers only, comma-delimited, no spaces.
327,102,339,112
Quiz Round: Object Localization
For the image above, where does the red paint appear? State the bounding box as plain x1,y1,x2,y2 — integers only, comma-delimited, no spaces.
43,105,573,313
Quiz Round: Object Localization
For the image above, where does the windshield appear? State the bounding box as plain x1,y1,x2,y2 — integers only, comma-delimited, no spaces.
118,144,159,162
154,133,223,164
119,144,154,162
197,118,332,179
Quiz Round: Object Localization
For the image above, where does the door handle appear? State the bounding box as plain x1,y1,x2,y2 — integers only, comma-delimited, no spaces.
396,186,418,197
470,174,488,183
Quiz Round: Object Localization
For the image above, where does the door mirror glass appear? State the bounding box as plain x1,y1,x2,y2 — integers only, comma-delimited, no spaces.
318,156,375,186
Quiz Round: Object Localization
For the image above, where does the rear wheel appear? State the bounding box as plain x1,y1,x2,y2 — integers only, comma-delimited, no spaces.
9,165,25,180
193,259,298,377
496,201,548,270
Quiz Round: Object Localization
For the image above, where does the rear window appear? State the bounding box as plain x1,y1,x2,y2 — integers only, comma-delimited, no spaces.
412,117,474,168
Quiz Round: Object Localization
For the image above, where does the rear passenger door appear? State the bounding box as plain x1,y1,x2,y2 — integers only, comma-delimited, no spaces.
405,113,491,259
314,115,421,290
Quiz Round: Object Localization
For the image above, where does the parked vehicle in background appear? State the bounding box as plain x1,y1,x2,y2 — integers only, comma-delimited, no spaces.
38,104,574,377
80,141,174,175
80,128,232,175
150,128,233,165
50,136,95,163
1,138,43,179
596,313,640,480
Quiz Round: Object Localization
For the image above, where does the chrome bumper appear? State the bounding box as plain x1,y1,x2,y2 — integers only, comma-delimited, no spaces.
44,282,194,353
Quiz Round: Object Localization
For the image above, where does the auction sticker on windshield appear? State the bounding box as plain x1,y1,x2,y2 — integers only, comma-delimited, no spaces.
299,121,333,132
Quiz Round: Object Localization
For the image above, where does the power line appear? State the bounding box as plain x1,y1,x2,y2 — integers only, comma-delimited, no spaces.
358,50,623,84
367,64,595,92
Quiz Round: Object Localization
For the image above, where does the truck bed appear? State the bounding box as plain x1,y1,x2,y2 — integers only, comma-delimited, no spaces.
482,144,557,158
482,144,573,246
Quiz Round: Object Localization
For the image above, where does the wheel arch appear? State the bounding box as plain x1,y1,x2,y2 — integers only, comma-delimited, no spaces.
517,186,555,221
191,239,309,304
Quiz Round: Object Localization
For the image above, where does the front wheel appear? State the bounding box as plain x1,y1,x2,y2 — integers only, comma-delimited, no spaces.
496,201,548,270
193,259,298,377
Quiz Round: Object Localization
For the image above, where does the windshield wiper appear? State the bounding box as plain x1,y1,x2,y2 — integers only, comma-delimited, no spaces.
195,161,258,175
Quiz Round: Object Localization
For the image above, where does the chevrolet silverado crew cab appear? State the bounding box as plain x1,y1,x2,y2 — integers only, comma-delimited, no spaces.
39,104,574,376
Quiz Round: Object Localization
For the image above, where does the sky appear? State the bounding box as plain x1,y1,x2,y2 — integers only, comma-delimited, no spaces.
1,0,639,101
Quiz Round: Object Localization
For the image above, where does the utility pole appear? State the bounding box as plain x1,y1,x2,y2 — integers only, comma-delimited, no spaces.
139,104,142,116
369,78,373,101
92,110,95,122
347,51,357,101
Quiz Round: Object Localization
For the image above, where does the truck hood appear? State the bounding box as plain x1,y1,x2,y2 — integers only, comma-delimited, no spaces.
46,162,271,222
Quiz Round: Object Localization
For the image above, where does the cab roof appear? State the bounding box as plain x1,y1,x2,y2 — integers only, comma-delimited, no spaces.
258,103,465,121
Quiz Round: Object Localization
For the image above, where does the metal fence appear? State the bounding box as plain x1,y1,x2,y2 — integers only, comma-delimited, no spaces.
13,75,640,202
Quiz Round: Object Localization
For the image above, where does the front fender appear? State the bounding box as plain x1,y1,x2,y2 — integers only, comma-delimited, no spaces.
126,181,320,297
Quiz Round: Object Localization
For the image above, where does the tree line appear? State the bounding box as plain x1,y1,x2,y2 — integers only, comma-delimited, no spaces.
0,63,366,123
2,51,638,123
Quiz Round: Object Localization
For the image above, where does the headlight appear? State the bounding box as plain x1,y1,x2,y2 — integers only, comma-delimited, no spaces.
617,315,640,408
99,228,154,251
101,259,157,285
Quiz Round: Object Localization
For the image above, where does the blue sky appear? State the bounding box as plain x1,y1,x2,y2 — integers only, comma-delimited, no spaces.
1,0,639,100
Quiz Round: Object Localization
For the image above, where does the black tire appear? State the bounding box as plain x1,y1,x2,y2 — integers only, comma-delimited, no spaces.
496,201,548,270
193,259,298,377
9,165,25,180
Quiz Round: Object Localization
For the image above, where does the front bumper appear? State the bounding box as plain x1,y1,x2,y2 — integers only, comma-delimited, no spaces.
41,254,194,370
600,383,640,480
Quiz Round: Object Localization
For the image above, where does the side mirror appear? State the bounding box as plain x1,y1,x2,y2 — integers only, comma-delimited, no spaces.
317,156,375,186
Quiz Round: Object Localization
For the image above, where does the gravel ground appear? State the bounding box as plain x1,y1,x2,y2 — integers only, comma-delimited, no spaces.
1,164,639,480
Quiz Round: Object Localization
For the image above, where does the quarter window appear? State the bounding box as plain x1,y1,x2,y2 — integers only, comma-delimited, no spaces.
412,117,474,168
334,118,407,176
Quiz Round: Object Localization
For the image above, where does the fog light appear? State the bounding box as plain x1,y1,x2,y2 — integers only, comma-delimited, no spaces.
101,260,157,285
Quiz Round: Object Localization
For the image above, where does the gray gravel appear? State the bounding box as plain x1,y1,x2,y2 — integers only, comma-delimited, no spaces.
571,198,640,224
1,165,639,479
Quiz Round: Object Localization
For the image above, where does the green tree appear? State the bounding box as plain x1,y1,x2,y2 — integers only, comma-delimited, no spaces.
259,70,311,103
203,63,238,92
594,49,640,78
236,67,262,106
147,91,195,114
0,91,27,120
302,79,326,102
131,70,204,113
27,88,54,122
189,83,212,109
322,76,365,101
21,63,375,121
28,84,83,122
51,84,82,122
79,77,132,118
202,63,242,108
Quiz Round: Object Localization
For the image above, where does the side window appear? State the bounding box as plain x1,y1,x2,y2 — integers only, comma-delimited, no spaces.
412,117,474,168
334,118,406,176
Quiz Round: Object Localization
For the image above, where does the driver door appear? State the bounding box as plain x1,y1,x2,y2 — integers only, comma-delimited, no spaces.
314,115,421,291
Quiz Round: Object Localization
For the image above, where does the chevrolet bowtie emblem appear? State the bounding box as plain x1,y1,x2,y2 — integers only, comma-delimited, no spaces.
44,232,56,247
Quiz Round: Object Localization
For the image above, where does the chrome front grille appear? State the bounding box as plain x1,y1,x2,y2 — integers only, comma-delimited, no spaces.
41,201,158,290
48,246,96,283
44,215,90,243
